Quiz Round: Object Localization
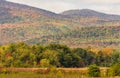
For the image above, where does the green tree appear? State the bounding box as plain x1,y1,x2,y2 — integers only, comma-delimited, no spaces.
111,50,120,65
40,59,50,68
41,50,60,67
73,48,95,66
32,44,44,66
88,64,100,77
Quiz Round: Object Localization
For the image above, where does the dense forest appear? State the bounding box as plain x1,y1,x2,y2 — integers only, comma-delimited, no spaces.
0,42,120,68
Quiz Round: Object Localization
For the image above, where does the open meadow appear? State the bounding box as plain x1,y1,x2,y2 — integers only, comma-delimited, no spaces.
0,67,110,78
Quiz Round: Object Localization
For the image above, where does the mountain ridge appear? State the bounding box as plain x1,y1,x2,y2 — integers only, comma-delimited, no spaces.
61,9,120,20
0,1,120,48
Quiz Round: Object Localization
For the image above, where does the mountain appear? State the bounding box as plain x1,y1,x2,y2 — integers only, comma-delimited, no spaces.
0,0,60,24
0,0,120,48
61,9,120,20
0,0,79,44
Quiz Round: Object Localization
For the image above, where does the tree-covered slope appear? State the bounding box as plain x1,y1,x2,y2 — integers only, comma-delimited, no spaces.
0,0,120,48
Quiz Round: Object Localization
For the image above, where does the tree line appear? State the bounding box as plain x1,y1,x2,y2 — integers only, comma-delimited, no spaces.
0,42,120,68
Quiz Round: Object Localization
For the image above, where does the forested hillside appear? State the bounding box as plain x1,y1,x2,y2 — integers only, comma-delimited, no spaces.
0,0,120,48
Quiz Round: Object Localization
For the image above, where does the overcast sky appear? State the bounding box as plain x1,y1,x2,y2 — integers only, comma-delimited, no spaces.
7,0,120,15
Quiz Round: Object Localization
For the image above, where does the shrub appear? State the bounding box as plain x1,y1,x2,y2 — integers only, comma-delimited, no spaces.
0,68,10,74
88,64,100,77
108,63,120,76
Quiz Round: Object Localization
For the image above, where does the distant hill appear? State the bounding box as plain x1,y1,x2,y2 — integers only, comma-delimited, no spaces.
61,9,120,20
0,0,120,48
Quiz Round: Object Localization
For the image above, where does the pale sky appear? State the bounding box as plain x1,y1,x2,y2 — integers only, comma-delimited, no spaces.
6,0,120,15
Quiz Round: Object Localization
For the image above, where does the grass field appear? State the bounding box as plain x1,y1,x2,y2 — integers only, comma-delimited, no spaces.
0,72,88,78
0,67,110,78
